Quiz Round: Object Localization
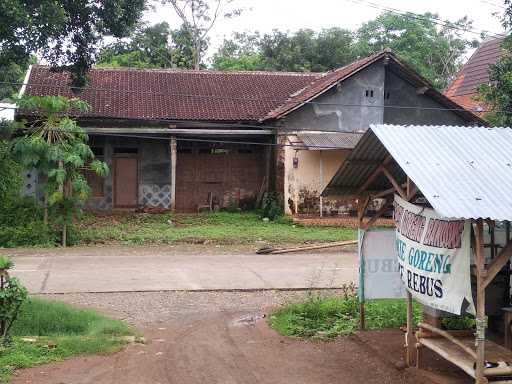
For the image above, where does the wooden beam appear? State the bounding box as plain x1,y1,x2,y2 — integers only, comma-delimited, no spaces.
170,137,177,212
406,178,418,201
356,154,393,195
357,195,370,225
418,322,477,360
371,183,407,199
357,165,384,195
473,219,487,384
382,165,406,199
483,239,512,288
361,196,393,230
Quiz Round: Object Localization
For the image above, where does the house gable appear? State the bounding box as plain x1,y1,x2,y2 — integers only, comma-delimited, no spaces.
384,68,468,126
279,62,385,132
278,53,481,135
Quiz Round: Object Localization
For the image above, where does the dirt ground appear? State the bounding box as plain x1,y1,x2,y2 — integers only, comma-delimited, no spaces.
10,290,474,384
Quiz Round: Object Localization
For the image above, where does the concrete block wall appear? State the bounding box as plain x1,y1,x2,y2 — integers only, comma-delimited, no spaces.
85,136,172,211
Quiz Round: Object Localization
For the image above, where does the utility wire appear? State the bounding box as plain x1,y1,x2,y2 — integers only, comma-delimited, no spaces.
0,122,361,150
347,0,506,39
0,80,497,115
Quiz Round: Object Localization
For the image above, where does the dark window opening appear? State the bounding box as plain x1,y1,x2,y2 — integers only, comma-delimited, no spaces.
385,92,391,100
114,147,138,154
91,147,104,157
365,89,374,98
370,90,374,97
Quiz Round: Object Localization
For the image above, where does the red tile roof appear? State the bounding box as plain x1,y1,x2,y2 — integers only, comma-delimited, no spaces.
21,49,481,124
24,66,320,122
444,37,505,112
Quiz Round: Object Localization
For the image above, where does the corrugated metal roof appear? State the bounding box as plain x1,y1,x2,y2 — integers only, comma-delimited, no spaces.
294,132,363,150
326,124,512,221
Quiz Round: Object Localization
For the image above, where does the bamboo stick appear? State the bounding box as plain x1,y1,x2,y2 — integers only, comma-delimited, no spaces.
256,240,357,254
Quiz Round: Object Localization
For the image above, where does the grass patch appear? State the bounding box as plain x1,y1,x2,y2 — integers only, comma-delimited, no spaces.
269,294,422,339
0,297,135,383
75,212,357,246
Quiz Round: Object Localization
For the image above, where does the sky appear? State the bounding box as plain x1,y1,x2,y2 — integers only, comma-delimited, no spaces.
146,0,507,60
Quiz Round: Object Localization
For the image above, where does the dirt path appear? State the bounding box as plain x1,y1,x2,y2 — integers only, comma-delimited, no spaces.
10,290,470,384
12,313,411,384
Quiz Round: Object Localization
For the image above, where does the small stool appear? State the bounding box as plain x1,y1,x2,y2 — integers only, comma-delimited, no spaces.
502,307,512,349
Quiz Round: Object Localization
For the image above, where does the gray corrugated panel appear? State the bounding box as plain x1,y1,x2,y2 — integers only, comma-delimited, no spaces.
324,130,393,194
370,124,512,220
297,132,363,150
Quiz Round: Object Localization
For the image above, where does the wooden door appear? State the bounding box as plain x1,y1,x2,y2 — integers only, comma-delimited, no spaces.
113,157,138,208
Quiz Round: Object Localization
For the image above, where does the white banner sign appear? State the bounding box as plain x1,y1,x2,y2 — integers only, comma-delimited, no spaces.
359,228,406,300
394,195,475,315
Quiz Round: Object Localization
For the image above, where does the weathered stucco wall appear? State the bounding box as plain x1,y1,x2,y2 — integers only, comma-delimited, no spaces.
281,65,385,132
85,136,172,211
278,62,475,215
383,70,468,126
283,140,350,215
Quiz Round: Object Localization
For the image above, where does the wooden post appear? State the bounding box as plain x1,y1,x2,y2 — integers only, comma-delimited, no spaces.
357,196,369,331
474,219,487,384
405,176,414,366
405,291,414,366
170,137,177,212
319,151,323,217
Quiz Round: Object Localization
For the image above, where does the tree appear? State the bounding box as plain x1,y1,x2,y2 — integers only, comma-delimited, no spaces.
99,22,174,69
354,12,478,90
0,0,146,91
212,28,356,72
163,0,242,69
212,32,265,71
478,3,512,126
260,28,356,72
98,22,204,69
11,96,109,246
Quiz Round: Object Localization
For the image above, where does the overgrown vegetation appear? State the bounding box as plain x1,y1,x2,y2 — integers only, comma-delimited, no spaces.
8,96,108,247
269,292,422,338
75,212,357,246
0,297,135,383
0,257,28,346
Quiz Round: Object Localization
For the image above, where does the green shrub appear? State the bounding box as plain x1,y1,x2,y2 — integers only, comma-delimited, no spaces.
270,295,422,339
224,199,240,213
0,221,56,248
0,196,43,228
261,192,283,221
0,256,13,270
441,315,475,330
0,258,29,345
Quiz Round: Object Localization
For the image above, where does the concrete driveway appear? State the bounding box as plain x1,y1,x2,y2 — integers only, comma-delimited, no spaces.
5,245,358,294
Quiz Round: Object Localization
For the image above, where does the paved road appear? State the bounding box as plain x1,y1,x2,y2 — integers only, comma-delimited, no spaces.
6,245,358,294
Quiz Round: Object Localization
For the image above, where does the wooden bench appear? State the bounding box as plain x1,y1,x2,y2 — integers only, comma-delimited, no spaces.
416,322,512,382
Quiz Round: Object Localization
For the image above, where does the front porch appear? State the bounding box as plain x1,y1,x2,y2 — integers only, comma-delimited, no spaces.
84,130,273,213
